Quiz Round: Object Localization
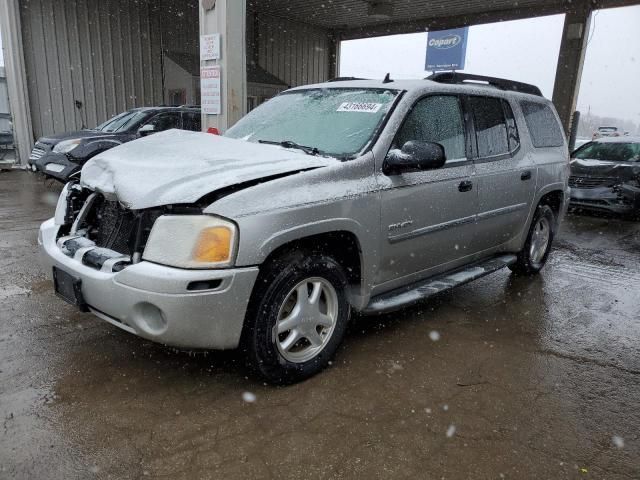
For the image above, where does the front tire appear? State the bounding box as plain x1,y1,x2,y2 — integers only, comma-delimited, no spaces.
509,204,556,275
242,250,350,384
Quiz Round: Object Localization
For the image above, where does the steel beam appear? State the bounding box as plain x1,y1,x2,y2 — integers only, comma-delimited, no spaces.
552,4,593,134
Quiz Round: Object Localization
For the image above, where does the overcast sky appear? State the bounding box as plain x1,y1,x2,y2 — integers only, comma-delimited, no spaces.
340,5,640,124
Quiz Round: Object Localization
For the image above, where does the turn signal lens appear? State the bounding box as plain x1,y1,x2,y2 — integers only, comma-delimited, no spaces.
192,227,232,263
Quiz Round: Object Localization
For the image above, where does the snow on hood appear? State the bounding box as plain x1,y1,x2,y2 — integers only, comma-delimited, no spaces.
81,130,336,209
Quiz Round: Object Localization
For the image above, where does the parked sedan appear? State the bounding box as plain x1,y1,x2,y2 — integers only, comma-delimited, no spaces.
569,137,640,216
29,106,201,183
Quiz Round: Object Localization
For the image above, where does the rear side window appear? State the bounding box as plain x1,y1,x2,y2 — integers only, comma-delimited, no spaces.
182,112,201,131
520,101,564,148
468,97,509,157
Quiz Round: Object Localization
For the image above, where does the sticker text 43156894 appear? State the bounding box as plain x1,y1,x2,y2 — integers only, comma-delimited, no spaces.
337,102,383,113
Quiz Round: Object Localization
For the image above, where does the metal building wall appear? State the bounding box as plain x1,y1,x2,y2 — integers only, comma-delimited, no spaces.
254,13,331,88
20,0,164,139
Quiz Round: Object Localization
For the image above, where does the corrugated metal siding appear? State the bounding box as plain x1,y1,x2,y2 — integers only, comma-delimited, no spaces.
255,14,331,87
20,0,163,138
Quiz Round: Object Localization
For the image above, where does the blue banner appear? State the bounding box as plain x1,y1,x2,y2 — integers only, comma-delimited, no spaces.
425,27,469,71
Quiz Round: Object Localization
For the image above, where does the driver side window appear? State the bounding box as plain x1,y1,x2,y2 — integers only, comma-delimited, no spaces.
146,112,182,132
394,95,466,161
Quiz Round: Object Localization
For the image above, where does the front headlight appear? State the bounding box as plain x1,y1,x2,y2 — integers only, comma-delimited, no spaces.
143,215,238,269
53,138,82,154
54,183,71,226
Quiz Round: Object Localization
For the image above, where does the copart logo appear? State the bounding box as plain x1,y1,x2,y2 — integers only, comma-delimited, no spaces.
429,35,462,49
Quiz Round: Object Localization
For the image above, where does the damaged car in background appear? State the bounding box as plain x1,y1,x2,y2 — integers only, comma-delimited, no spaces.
39,74,569,384
28,106,201,183
569,137,640,217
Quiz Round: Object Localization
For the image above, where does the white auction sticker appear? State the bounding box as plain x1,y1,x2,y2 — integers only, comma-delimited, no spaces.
337,102,382,113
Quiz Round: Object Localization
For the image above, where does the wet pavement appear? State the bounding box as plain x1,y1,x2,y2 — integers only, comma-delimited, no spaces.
1,170,639,479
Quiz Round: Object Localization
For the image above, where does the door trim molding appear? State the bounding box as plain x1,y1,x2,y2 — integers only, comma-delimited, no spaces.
477,203,528,220
388,214,476,244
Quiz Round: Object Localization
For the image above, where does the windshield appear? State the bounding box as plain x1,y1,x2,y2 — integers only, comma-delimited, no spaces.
95,110,150,133
225,88,399,157
598,127,618,132
573,142,640,162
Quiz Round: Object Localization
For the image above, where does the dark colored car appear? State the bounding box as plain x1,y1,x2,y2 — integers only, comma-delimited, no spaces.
28,106,201,182
569,137,640,216
0,113,13,148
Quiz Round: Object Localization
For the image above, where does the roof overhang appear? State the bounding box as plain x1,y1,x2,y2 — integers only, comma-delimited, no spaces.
251,0,639,39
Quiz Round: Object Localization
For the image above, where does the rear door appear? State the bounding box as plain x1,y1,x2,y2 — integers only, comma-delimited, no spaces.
469,96,537,251
377,94,478,286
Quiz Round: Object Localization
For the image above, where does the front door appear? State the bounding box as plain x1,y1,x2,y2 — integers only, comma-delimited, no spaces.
376,95,478,288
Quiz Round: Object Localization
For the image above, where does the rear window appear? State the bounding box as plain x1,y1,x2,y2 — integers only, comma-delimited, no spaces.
520,101,564,148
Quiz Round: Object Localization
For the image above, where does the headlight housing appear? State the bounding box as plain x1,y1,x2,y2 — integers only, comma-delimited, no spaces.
54,182,71,226
53,138,82,154
143,215,238,269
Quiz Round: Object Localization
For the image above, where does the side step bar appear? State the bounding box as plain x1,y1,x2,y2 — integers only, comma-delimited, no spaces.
363,254,517,315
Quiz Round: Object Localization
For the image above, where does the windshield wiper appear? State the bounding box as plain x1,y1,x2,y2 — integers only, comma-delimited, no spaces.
258,139,322,156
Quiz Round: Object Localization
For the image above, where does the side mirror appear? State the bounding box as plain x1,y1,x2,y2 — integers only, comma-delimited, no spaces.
384,141,446,175
138,124,156,137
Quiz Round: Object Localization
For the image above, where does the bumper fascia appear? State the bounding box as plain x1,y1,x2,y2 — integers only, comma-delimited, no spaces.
569,184,640,215
39,219,259,349
36,152,81,182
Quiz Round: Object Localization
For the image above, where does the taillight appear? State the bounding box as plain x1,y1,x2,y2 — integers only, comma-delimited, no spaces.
207,127,220,135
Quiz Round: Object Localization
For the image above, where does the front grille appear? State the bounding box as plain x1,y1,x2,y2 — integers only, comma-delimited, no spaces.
29,144,47,161
90,199,137,255
569,175,617,189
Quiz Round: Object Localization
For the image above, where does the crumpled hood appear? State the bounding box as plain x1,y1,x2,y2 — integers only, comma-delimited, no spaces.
570,158,640,181
81,130,336,209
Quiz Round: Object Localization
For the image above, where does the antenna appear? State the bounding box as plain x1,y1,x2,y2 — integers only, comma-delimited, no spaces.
382,73,393,84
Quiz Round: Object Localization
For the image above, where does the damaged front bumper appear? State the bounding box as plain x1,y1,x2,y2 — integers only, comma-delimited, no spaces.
569,183,640,215
38,218,259,350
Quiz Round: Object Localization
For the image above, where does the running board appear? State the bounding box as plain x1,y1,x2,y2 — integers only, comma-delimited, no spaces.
363,254,517,315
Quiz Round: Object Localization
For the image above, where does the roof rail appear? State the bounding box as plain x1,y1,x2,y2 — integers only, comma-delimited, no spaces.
327,76,368,82
426,72,543,97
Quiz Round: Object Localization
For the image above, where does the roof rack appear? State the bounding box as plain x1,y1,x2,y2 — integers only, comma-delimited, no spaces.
426,72,542,97
327,76,368,82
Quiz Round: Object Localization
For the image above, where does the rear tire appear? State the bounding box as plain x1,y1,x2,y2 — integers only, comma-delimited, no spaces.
509,204,556,275
242,250,350,384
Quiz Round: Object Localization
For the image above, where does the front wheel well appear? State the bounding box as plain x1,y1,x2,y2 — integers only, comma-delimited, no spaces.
260,231,363,292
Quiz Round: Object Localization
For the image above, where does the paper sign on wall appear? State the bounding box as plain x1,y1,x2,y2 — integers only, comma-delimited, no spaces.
201,66,221,115
200,34,221,61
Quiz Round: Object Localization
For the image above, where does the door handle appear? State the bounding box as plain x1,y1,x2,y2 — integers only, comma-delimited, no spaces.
521,170,532,181
458,180,473,192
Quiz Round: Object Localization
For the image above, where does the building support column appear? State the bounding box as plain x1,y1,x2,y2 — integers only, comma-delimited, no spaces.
328,31,341,80
552,5,592,135
199,0,247,133
0,0,34,164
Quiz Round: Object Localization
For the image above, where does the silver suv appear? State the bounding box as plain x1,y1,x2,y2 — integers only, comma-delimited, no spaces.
39,73,569,383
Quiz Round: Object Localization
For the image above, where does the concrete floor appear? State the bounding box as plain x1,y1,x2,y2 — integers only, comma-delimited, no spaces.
1,170,639,479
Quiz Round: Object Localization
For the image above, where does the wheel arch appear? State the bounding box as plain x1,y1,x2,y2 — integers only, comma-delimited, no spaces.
257,225,370,310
